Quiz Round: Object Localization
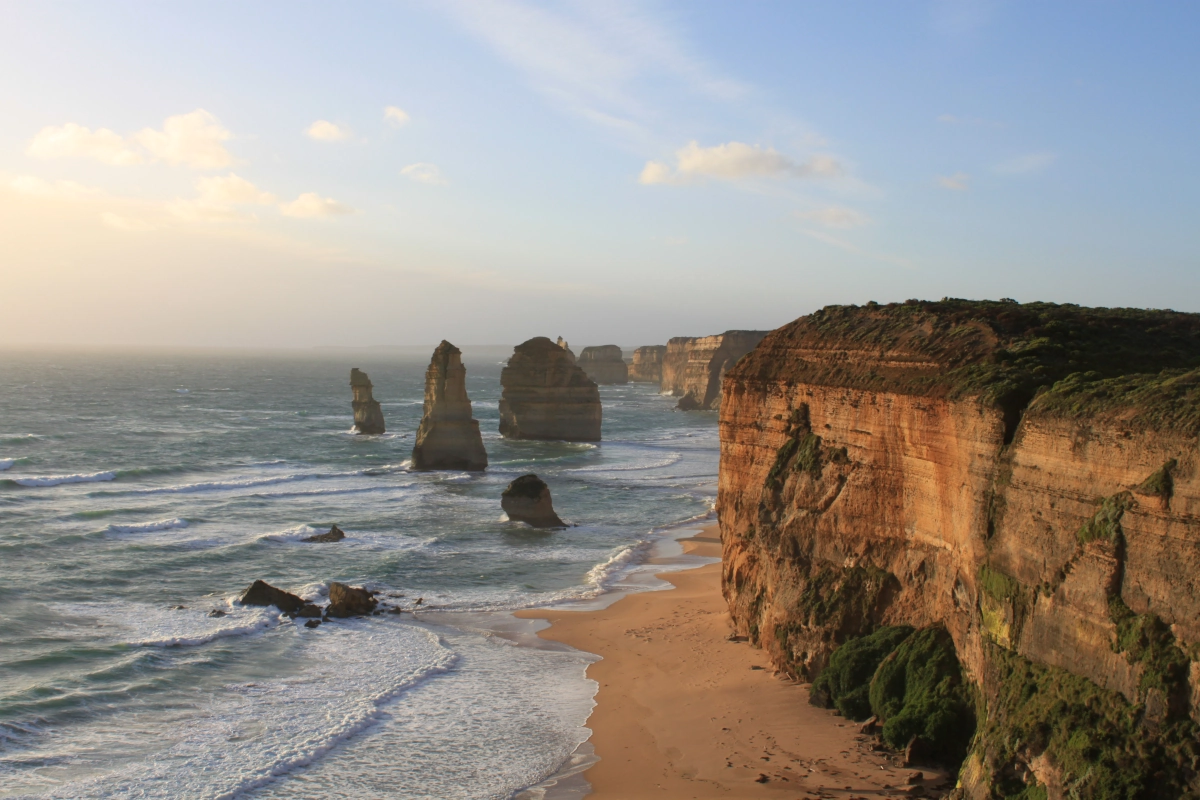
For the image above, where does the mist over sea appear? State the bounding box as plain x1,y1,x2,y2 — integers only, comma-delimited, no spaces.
0,347,718,799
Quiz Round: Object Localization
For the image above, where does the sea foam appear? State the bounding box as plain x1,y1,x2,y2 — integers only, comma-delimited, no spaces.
9,470,116,487
106,518,189,534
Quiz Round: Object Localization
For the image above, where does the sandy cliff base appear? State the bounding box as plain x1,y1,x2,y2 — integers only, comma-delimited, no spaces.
518,528,950,799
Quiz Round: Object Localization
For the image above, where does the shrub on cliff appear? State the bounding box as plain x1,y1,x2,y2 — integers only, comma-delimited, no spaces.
812,625,914,719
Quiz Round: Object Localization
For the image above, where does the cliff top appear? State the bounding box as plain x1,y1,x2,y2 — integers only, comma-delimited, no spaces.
667,330,771,345
578,345,624,362
733,299,1200,416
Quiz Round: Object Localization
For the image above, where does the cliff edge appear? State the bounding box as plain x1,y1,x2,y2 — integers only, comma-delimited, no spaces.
662,330,768,410
718,299,1200,797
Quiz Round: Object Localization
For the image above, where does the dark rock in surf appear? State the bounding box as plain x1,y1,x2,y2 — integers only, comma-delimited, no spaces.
327,582,378,617
239,580,306,613
501,474,565,528
304,619,322,628
207,609,227,618
302,524,346,543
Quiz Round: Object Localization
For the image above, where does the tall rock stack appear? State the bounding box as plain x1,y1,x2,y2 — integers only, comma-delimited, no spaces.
661,330,768,410
411,341,488,471
556,337,576,363
577,345,628,385
499,337,602,441
629,345,667,383
349,368,386,434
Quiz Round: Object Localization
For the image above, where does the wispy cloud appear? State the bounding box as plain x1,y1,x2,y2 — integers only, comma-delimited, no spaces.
100,211,154,232
937,172,971,191
27,110,234,169
280,192,355,218
384,106,411,127
401,163,448,185
10,175,104,199
795,205,869,229
167,173,277,222
994,152,1056,174
306,120,352,142
640,141,841,185
800,228,912,268
27,124,142,166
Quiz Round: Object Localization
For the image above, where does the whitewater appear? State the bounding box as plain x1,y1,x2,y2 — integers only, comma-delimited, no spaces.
0,347,718,799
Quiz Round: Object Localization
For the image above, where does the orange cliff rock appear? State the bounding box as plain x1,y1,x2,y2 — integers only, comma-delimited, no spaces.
349,368,385,434
716,300,1200,798
628,345,666,383
411,341,488,471
499,337,601,441
662,330,768,410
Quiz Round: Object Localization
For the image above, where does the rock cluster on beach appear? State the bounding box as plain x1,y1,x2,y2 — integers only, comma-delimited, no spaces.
628,345,667,383
349,368,386,434
499,337,601,441
411,340,488,471
577,345,628,385
327,582,378,617
501,474,564,528
661,331,768,411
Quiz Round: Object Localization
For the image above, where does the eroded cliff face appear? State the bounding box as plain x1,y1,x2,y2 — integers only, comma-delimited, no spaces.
629,345,667,383
349,368,385,434
499,337,602,441
411,340,488,471
662,330,768,410
718,301,1200,798
578,345,628,385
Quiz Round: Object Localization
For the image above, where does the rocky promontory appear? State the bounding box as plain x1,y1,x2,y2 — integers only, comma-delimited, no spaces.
661,330,768,410
629,345,667,383
411,341,488,471
717,300,1200,796
349,368,386,434
577,345,628,385
499,337,601,441
501,474,564,528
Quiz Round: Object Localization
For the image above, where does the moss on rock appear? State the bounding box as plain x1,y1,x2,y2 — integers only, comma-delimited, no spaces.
812,625,915,720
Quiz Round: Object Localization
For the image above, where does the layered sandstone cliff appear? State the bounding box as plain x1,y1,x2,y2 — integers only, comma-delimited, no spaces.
629,345,667,383
718,300,1200,797
411,340,488,471
578,345,628,385
349,368,385,434
662,330,768,410
499,337,602,441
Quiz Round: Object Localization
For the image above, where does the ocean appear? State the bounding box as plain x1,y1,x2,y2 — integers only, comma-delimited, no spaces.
0,347,718,800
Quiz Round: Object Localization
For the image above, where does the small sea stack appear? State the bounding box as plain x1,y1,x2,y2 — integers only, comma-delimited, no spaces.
629,345,667,383
499,337,601,441
578,345,628,385
556,337,577,363
411,341,488,471
326,582,377,617
349,368,386,434
501,474,564,528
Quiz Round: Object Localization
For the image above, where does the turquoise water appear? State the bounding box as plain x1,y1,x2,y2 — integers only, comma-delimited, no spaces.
0,348,718,799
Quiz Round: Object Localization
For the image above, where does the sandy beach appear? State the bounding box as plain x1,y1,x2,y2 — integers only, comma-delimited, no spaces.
518,525,950,799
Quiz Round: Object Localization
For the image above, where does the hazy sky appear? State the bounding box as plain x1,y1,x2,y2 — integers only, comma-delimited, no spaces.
2,1,1198,347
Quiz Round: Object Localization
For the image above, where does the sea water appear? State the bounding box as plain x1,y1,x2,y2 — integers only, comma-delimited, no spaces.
0,348,718,799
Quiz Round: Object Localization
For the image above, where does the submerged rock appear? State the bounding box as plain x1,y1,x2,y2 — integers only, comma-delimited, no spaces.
239,580,306,613
350,368,386,434
499,337,601,441
501,473,565,528
629,345,667,383
578,345,628,385
327,582,378,617
302,524,345,543
411,341,488,471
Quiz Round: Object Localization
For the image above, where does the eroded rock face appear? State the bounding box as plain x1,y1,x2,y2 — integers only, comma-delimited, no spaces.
556,337,576,363
240,580,305,613
499,337,601,441
501,474,564,528
578,345,628,385
350,368,386,434
411,341,488,471
661,331,768,410
629,345,667,383
327,582,377,617
717,300,1200,794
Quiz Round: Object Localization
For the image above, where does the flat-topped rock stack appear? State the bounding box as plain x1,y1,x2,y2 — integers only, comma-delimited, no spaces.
349,368,386,434
411,341,488,471
629,345,667,383
499,337,601,441
577,345,628,385
661,330,768,411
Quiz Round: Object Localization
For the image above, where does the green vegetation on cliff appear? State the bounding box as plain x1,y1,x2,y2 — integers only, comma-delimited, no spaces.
812,625,914,719
1032,369,1200,435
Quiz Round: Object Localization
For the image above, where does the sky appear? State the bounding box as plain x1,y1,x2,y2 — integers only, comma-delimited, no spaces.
1,0,1198,348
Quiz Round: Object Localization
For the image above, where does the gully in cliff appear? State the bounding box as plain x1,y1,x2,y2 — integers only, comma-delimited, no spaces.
499,337,602,442
349,368,386,434
411,340,488,471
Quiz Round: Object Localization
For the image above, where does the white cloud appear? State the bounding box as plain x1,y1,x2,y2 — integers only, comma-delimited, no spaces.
401,163,448,185
994,152,1056,174
279,192,355,218
639,141,842,185
306,120,352,141
384,106,411,127
26,123,143,165
795,206,869,229
937,172,970,191
101,212,154,232
134,110,234,169
9,175,103,199
168,173,276,222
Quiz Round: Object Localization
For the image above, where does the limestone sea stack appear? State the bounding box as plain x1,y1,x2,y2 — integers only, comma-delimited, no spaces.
501,474,564,528
661,330,768,411
577,345,628,385
556,337,576,363
411,341,488,471
629,345,667,383
349,368,386,434
499,337,602,441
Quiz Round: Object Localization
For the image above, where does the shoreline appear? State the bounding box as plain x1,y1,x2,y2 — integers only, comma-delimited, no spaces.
517,524,950,799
